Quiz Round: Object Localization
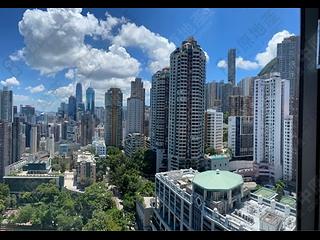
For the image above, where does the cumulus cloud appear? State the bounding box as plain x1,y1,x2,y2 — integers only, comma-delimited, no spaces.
26,84,45,93
1,77,20,86
236,57,259,70
255,30,294,67
11,8,180,110
113,22,176,73
217,60,227,69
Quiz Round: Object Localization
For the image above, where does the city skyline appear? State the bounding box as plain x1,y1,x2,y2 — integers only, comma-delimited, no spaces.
0,8,299,112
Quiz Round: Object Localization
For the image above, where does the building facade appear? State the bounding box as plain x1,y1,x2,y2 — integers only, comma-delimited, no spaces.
127,78,145,135
253,73,291,182
228,48,236,85
105,88,123,148
151,67,170,172
86,87,95,115
0,87,13,123
229,95,253,116
124,133,145,157
282,116,293,181
168,37,206,170
204,109,223,153
228,116,254,160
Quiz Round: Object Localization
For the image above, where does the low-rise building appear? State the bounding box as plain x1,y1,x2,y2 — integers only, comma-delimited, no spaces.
136,197,155,230
151,169,296,231
92,139,106,157
75,151,96,188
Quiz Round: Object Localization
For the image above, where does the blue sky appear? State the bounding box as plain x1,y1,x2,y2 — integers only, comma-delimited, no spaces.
0,8,300,111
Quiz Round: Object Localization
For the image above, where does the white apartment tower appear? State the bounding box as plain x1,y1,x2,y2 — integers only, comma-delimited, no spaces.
253,72,291,182
205,109,223,153
168,37,206,170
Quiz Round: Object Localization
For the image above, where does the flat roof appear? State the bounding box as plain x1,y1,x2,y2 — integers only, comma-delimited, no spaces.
209,154,230,160
280,196,296,208
193,170,243,191
253,187,277,199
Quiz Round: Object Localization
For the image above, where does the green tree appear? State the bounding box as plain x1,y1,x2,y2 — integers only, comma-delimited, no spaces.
205,147,216,155
274,180,285,201
83,210,124,231
78,182,115,223
34,182,60,204
14,204,34,224
56,213,83,231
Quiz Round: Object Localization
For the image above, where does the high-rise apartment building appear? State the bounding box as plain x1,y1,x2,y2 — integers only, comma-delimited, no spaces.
20,105,35,124
204,109,223,153
68,96,77,121
238,77,254,97
30,125,37,154
105,88,123,148
0,121,12,180
228,48,236,85
228,116,254,160
12,116,23,163
94,106,105,123
205,81,222,111
151,67,170,172
80,112,94,146
127,78,145,135
0,87,13,122
283,115,293,181
168,37,206,170
229,95,253,116
277,36,300,183
86,87,95,115
253,73,291,182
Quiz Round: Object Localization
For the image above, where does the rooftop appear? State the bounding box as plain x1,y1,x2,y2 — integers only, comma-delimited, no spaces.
253,187,277,199
280,196,296,208
193,170,243,191
209,154,230,161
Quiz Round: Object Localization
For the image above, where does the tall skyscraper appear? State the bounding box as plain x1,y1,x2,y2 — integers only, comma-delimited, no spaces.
0,86,13,122
80,112,94,146
277,35,300,182
168,37,206,170
221,82,234,113
76,82,83,106
21,105,35,124
151,67,170,172
86,87,95,115
205,81,222,111
228,48,236,85
68,96,77,121
105,88,123,148
204,109,223,153
228,116,254,160
13,106,18,117
253,72,291,182
94,107,105,123
0,121,12,180
12,116,22,163
30,125,37,154
127,78,145,135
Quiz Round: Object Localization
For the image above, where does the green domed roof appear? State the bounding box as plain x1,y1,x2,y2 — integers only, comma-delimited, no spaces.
193,170,243,191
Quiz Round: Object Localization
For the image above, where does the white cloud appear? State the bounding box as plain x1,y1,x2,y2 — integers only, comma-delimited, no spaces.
113,22,176,73
48,83,75,101
204,51,210,62
255,30,294,67
236,57,259,70
217,60,227,68
1,77,20,86
26,84,45,93
65,69,76,80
